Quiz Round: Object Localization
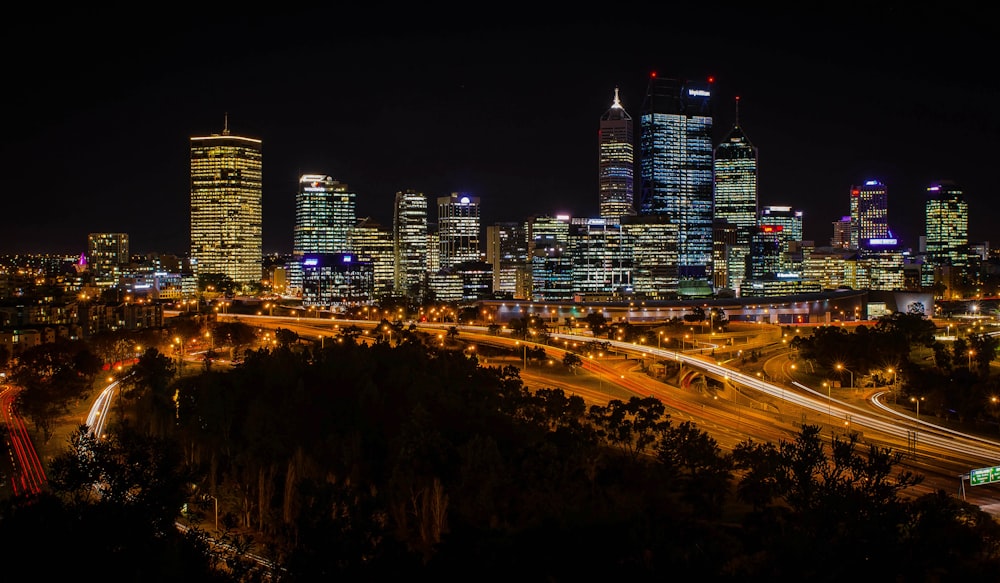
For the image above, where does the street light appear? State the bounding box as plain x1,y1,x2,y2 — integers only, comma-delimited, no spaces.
911,396,924,418
836,363,854,389
968,349,975,369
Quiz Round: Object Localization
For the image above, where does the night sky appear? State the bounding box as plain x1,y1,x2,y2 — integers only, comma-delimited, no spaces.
2,6,995,256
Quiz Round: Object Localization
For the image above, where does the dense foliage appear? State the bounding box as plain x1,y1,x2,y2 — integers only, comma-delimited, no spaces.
4,322,1000,581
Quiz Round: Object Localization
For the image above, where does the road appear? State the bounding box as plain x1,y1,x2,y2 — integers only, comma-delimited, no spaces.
0,384,47,497
213,314,1000,510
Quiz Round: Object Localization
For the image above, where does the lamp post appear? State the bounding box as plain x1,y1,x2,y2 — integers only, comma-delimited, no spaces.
207,494,218,531
836,363,854,389
911,396,924,418
968,349,975,369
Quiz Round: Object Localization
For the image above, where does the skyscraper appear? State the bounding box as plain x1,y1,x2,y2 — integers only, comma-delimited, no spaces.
87,232,129,289
392,189,428,298
598,87,635,220
291,174,357,293
437,192,481,269
713,97,758,245
189,118,262,288
925,181,968,269
638,72,714,286
713,96,757,295
850,179,889,248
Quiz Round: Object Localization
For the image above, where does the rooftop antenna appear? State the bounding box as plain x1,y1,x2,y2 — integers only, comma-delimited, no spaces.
612,86,622,109
223,112,230,135
734,96,741,127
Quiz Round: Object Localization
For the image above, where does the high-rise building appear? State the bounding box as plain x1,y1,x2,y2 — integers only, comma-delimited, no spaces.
831,216,852,249
348,217,394,300
713,96,758,246
189,118,262,287
291,174,356,292
925,181,969,269
759,206,803,250
568,217,631,297
86,232,129,289
622,215,679,299
392,189,428,298
638,72,714,286
486,221,529,299
850,179,889,248
437,192,481,269
598,87,635,220
527,214,573,301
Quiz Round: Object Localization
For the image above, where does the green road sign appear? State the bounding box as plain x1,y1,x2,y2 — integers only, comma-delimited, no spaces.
970,465,1000,486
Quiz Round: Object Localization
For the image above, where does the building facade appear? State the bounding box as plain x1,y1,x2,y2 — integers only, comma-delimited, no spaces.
291,174,356,292
637,72,714,286
189,120,262,287
851,179,889,249
86,232,130,289
392,189,429,298
598,87,635,220
437,192,481,269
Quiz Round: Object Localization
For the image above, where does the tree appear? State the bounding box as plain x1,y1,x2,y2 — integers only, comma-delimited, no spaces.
11,339,96,442
118,347,177,434
562,352,583,374
587,396,669,461
729,425,924,578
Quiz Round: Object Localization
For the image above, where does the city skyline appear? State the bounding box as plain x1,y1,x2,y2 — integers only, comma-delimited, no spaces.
2,7,995,256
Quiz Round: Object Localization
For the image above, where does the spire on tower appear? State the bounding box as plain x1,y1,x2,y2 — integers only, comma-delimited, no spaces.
223,112,230,136
734,96,741,127
612,86,622,109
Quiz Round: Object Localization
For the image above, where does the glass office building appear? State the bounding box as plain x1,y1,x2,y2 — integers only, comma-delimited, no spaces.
189,120,262,287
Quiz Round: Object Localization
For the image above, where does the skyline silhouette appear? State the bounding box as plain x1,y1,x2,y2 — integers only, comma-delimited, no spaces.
2,6,995,255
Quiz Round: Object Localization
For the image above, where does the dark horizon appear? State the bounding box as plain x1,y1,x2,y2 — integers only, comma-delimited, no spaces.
2,7,995,256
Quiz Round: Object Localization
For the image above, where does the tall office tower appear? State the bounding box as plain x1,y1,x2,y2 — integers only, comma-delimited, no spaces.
831,216,852,249
486,221,529,299
850,179,889,248
598,87,635,220
437,192,481,269
711,221,739,292
190,119,262,288
621,215,679,299
392,189,428,298
638,72,714,287
925,181,969,268
87,232,130,288
349,217,395,300
759,205,803,250
713,96,758,245
291,174,357,292
568,217,631,297
527,214,573,301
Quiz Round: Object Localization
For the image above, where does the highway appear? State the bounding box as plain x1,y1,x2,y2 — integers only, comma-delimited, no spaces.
214,314,1000,508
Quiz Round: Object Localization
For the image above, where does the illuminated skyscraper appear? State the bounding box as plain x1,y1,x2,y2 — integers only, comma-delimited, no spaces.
486,221,529,298
850,179,889,248
437,192,481,269
189,118,262,287
598,87,635,220
527,214,572,301
925,181,968,268
831,216,852,249
87,232,129,288
713,96,758,245
291,174,356,292
393,189,428,297
638,72,714,286
349,217,394,299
